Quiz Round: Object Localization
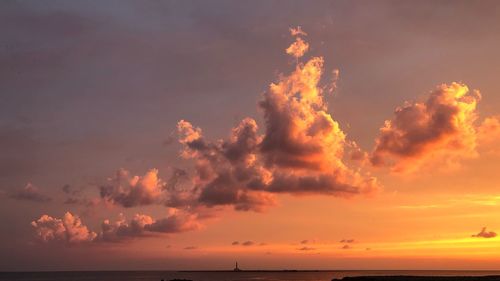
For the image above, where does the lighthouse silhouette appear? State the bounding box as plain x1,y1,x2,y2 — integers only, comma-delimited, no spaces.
233,261,241,271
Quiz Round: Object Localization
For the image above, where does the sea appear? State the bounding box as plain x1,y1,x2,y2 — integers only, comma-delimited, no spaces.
1,270,500,281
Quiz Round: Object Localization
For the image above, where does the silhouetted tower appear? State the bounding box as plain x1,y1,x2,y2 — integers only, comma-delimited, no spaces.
234,261,241,271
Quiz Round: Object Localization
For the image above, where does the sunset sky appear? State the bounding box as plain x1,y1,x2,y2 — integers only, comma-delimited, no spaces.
2,0,500,271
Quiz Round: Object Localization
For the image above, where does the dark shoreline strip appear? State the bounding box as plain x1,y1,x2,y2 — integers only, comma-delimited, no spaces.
335,276,500,281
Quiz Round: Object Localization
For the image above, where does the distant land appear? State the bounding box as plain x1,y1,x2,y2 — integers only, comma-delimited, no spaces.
335,276,500,281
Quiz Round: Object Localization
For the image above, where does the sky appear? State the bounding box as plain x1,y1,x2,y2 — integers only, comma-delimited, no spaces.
1,0,500,271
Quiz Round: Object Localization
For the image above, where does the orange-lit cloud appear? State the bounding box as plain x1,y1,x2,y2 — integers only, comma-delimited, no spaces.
286,37,309,59
99,168,165,208
98,211,200,242
31,212,96,244
289,26,307,37
176,29,380,213
177,119,277,212
32,211,201,244
478,116,500,145
285,26,309,59
371,83,481,172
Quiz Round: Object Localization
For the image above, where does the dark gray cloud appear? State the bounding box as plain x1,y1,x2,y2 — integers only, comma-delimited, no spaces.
340,239,355,243
242,241,254,246
9,183,51,203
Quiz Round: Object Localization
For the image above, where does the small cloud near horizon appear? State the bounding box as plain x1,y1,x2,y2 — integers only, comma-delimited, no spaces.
340,239,355,243
472,227,497,238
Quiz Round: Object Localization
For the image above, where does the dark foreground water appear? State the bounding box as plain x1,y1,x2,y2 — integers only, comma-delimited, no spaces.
1,270,500,281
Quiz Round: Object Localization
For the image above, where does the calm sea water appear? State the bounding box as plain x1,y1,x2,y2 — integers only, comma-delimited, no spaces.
1,270,499,281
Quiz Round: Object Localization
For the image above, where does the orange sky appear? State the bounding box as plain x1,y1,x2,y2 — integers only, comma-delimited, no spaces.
2,0,500,271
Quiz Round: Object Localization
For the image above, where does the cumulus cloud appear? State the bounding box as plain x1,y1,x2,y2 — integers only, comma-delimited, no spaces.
472,227,497,238
99,168,165,208
10,183,52,203
176,28,379,213
371,83,482,172
98,211,200,242
177,119,278,212
31,212,97,244
32,211,200,244
32,28,381,243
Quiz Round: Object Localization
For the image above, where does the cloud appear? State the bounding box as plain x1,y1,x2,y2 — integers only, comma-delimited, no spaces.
328,69,340,94
286,37,309,59
285,26,309,59
371,83,482,172
184,246,198,250
472,227,497,238
340,239,355,243
341,244,352,249
176,28,380,213
300,239,309,244
289,26,307,37
31,212,97,244
62,184,83,196
10,183,52,203
98,211,201,242
177,119,277,212
478,115,500,144
32,211,201,244
242,240,254,246
298,246,315,251
99,168,165,208
232,241,239,245
63,197,100,207
31,27,381,244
